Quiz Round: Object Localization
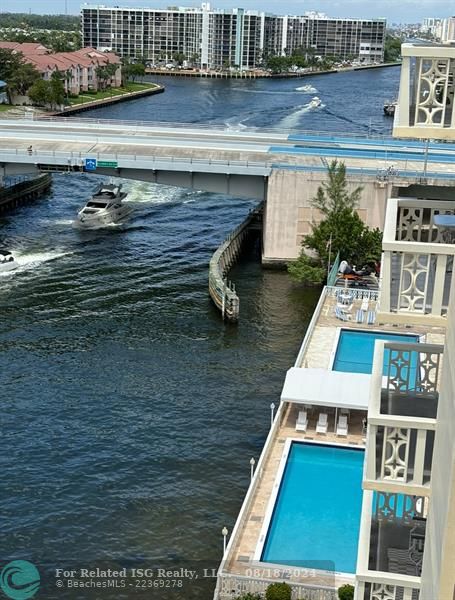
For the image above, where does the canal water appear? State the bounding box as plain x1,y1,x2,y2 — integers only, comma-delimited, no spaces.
0,67,399,599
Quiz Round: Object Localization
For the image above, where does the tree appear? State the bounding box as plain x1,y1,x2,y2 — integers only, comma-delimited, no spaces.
384,34,402,62
8,62,40,96
28,79,51,106
49,76,65,108
311,159,363,216
288,160,382,285
129,63,145,82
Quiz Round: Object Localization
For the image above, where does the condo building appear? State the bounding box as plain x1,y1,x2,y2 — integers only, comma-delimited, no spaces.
213,40,455,600
81,4,386,70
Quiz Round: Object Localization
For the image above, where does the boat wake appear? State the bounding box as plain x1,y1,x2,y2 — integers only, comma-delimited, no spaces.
0,250,69,276
278,101,325,128
122,181,185,205
295,85,318,93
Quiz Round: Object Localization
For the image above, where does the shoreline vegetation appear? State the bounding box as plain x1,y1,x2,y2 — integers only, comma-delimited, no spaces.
145,61,401,79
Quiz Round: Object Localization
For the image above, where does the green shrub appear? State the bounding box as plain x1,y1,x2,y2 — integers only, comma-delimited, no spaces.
265,582,292,600
234,594,262,600
338,584,354,600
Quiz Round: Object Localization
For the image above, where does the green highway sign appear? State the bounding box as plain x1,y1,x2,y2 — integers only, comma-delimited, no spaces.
97,161,118,168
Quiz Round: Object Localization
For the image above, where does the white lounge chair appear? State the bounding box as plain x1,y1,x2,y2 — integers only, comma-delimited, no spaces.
361,297,369,312
296,410,308,432
316,412,328,434
336,415,349,436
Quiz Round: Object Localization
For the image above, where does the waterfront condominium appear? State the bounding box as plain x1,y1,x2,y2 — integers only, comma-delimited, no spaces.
81,4,386,70
214,40,455,600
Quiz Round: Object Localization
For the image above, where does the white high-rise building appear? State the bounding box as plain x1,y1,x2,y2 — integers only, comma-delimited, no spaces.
81,4,386,69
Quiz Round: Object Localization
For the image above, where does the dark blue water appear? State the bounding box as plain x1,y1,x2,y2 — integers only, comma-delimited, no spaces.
86,67,399,135
0,67,400,599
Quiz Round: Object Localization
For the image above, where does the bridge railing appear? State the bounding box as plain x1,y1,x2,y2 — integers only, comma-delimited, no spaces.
27,114,395,140
1,146,455,182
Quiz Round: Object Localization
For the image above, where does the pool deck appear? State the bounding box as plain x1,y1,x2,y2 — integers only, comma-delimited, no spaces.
297,291,445,370
217,287,446,598
223,401,365,589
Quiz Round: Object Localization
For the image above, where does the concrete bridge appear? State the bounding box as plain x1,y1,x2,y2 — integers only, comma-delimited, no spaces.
2,117,455,265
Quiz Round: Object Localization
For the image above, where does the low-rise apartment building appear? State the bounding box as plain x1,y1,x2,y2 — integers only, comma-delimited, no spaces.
0,42,121,95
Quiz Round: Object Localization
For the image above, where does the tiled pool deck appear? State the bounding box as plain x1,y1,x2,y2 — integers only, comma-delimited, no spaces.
218,289,446,595
223,401,365,589
298,292,445,370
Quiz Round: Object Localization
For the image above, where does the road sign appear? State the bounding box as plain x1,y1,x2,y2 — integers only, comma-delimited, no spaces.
85,158,97,171
98,161,118,168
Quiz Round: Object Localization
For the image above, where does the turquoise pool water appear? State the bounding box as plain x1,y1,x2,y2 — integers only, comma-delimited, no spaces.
261,442,364,573
333,330,420,374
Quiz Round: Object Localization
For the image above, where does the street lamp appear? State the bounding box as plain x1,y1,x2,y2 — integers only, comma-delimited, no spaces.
250,457,256,480
221,527,228,554
270,402,276,427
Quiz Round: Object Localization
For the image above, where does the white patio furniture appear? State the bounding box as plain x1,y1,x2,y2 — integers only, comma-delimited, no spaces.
316,412,328,434
295,410,308,432
336,415,349,436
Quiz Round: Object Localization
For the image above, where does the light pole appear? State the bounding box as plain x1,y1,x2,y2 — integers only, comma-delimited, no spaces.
250,457,256,480
222,527,228,555
270,402,276,428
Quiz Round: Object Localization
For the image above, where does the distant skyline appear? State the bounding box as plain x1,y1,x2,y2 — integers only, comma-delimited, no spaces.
0,0,451,22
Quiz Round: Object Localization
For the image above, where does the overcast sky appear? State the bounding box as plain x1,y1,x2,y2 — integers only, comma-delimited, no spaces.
0,0,452,23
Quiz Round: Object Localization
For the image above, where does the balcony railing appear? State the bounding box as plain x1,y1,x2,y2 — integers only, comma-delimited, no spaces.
356,575,420,600
364,341,442,494
379,198,455,320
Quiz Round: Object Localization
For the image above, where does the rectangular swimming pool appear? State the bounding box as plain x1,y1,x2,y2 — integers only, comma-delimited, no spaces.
261,442,364,573
333,330,420,374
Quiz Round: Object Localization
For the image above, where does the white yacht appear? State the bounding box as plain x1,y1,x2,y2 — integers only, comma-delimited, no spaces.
309,96,321,108
0,249,17,272
74,183,133,229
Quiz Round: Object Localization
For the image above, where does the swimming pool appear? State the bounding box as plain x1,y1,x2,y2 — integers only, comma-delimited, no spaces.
261,442,364,573
333,330,420,374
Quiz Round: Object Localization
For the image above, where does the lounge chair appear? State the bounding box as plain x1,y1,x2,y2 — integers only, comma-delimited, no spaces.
335,306,351,321
316,412,328,434
295,410,308,432
367,310,376,325
356,309,365,323
361,297,369,312
336,415,348,436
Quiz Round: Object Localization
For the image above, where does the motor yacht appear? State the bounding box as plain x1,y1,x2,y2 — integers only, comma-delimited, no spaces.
0,249,17,272
309,96,321,108
74,183,133,229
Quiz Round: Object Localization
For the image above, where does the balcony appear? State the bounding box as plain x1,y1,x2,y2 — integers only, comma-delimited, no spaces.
364,340,443,495
378,198,455,324
393,43,455,140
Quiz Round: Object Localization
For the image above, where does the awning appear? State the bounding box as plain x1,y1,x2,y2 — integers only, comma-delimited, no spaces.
280,367,371,410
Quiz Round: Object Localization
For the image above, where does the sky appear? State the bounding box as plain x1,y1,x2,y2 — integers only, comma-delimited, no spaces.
0,0,452,23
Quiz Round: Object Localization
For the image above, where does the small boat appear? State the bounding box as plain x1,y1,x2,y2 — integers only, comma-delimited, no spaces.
74,183,133,229
383,100,397,117
309,96,321,108
0,249,17,272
